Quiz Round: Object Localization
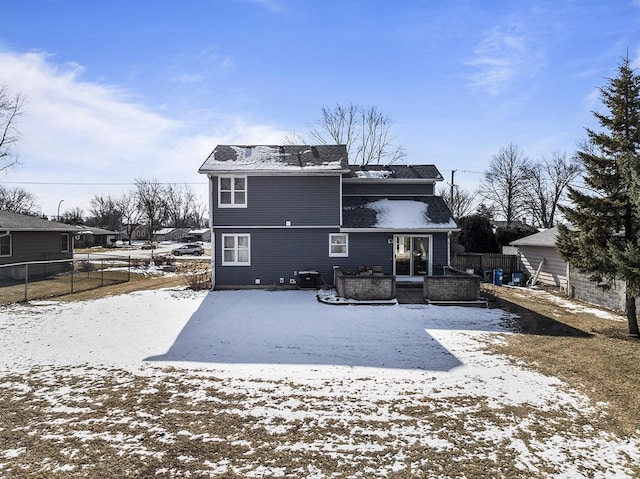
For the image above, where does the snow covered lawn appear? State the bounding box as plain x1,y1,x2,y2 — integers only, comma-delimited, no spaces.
0,288,638,478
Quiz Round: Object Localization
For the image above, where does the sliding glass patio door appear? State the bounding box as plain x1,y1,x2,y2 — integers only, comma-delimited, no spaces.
393,235,431,277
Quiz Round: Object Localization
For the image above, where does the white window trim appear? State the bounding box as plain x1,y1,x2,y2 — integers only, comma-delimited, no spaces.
329,233,349,257
61,233,70,253
221,233,251,266
0,232,12,257
218,175,247,208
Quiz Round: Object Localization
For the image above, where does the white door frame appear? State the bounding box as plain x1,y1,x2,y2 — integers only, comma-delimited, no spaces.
393,234,433,278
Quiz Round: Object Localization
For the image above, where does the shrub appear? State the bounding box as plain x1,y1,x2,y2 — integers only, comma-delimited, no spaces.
178,262,212,290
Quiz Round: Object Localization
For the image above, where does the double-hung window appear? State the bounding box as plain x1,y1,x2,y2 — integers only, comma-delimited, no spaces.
222,234,251,266
218,176,247,207
60,233,70,253
329,233,348,257
0,233,11,257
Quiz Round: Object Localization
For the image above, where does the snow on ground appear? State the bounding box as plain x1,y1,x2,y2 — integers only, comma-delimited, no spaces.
0,288,638,478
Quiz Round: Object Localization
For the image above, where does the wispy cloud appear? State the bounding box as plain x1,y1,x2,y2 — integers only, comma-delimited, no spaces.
250,0,286,13
467,21,544,96
631,46,640,69
0,50,286,213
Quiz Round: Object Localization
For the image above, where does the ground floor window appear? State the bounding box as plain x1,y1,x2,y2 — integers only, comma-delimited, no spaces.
222,234,251,266
61,233,70,253
0,233,11,257
329,233,348,257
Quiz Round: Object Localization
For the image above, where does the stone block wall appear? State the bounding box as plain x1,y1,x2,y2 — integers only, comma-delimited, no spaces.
568,267,627,313
335,271,396,300
423,275,481,302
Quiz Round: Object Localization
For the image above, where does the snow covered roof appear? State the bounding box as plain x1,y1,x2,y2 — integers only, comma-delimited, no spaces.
0,210,80,232
198,145,349,173
154,228,178,235
345,165,443,181
76,226,117,235
342,197,458,230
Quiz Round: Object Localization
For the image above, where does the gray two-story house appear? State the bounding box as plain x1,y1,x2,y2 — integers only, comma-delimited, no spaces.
198,145,458,288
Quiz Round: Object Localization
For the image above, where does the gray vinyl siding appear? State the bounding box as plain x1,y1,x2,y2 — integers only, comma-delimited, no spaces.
330,232,395,276
213,229,451,286
0,231,74,279
214,228,339,286
342,182,435,196
0,231,73,265
432,232,450,274
517,245,567,287
213,175,341,227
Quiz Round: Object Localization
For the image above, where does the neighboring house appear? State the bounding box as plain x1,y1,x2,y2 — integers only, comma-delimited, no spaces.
0,210,79,279
129,225,150,241
510,226,631,314
198,144,458,288
154,227,190,242
75,226,119,248
187,228,211,242
510,227,567,289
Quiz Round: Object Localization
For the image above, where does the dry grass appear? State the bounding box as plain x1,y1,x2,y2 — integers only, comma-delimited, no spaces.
483,284,640,436
0,258,211,304
2,366,635,478
1,281,639,477
0,270,131,305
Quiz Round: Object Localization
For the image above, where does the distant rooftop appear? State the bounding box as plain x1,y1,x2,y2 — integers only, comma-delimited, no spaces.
198,145,349,173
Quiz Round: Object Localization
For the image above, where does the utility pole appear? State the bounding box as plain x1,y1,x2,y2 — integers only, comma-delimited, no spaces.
450,170,456,204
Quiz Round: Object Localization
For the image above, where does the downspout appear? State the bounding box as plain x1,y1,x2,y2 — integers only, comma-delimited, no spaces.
209,174,215,290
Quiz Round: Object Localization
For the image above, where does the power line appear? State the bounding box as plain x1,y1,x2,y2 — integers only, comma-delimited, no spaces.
0,181,207,186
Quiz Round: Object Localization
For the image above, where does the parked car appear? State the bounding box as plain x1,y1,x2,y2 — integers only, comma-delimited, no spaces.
141,242,158,250
172,244,204,256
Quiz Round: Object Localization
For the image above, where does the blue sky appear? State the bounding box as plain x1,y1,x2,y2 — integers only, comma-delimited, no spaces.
1,0,639,216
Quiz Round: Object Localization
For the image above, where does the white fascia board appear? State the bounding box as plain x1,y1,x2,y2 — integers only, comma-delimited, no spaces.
340,227,461,233
213,225,341,229
342,178,438,184
201,169,349,176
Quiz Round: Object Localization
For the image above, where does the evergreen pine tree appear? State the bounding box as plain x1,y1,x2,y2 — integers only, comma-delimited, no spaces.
558,56,640,337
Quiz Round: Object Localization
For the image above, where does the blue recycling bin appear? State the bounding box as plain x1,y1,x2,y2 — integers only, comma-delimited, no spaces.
493,269,503,286
512,272,523,286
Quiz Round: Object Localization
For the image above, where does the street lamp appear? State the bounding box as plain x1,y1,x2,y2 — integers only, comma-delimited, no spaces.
57,199,64,222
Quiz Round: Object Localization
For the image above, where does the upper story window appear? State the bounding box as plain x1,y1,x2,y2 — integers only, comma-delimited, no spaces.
218,176,247,208
0,233,12,257
61,233,70,253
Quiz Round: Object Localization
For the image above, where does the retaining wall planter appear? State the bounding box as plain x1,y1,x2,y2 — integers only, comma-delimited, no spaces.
335,270,396,301
423,275,481,302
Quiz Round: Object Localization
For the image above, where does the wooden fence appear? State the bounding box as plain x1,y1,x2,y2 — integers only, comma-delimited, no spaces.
451,253,518,276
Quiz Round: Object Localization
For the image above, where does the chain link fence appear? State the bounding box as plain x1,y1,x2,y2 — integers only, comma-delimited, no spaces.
0,256,132,304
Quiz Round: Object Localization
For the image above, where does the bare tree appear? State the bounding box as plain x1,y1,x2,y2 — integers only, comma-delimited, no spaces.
0,85,26,172
437,185,477,219
165,184,197,228
308,103,359,152
118,191,141,245
289,103,405,166
0,185,39,215
524,152,582,228
135,178,167,239
480,143,531,226
191,198,209,228
88,193,123,231
61,206,85,225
